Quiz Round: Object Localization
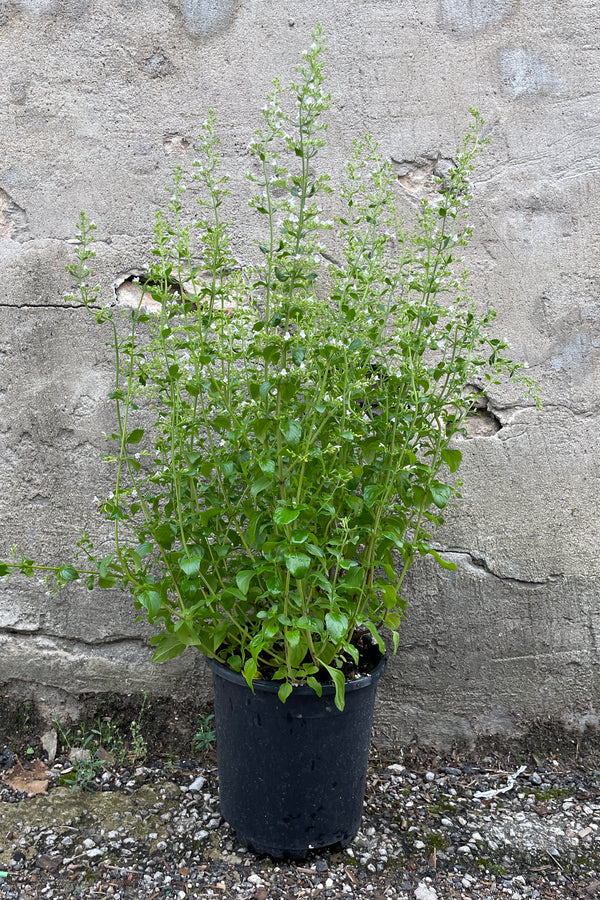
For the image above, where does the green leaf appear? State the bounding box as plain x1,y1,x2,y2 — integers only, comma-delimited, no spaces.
306,676,322,698
154,523,174,549
0,563,9,577
278,682,293,703
363,621,386,654
286,628,301,648
363,483,384,508
427,547,457,571
243,657,258,688
57,565,79,583
324,664,346,712
235,569,255,595
325,610,349,643
97,575,118,589
284,552,311,579
381,584,397,610
151,634,186,663
381,530,404,551
430,483,452,509
280,419,302,446
139,590,162,616
136,542,153,558
125,428,145,445
259,381,272,400
441,447,463,473
274,506,301,526
383,610,402,630
262,619,280,640
180,555,203,577
250,475,272,497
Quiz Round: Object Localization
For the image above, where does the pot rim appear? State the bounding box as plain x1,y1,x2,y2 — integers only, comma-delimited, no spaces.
206,653,386,695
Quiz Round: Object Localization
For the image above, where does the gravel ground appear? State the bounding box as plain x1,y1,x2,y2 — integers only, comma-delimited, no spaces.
1,748,599,900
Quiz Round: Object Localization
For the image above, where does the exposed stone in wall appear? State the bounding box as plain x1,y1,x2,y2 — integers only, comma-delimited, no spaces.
141,49,175,78
440,0,516,35
0,189,29,242
163,134,191,155
465,392,502,437
499,50,560,99
0,0,89,20
391,154,455,199
115,276,162,312
177,0,240,37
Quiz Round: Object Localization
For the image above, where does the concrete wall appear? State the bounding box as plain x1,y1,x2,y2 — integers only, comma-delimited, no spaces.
0,0,598,745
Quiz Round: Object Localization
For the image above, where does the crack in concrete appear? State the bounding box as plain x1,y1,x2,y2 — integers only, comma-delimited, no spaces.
441,549,565,585
0,628,147,648
0,303,85,311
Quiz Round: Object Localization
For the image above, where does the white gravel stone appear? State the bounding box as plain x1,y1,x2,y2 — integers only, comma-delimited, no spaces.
189,776,207,792
414,883,438,900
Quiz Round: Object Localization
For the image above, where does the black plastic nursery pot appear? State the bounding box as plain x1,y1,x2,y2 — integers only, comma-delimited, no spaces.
207,654,386,859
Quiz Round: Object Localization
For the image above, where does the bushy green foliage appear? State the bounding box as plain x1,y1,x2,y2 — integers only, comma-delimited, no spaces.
0,28,536,710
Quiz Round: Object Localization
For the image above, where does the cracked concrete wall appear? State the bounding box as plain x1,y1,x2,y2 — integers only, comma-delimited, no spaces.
0,0,598,745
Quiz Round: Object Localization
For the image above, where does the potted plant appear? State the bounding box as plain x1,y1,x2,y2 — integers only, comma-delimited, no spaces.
1,29,536,857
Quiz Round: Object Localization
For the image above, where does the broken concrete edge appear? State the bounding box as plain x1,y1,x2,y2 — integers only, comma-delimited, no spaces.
113,272,243,314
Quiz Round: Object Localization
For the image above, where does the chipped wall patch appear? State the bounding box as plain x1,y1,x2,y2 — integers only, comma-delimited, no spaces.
465,388,502,437
0,189,29,242
391,154,455,199
178,0,240,38
141,50,174,78
115,276,162,314
163,133,191,155
499,49,559,99
441,0,516,36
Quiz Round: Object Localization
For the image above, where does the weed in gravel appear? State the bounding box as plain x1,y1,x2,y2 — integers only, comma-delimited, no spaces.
55,722,104,792
490,863,508,876
428,800,454,815
531,787,570,802
426,832,449,852
55,694,149,790
128,693,148,762
192,714,216,756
